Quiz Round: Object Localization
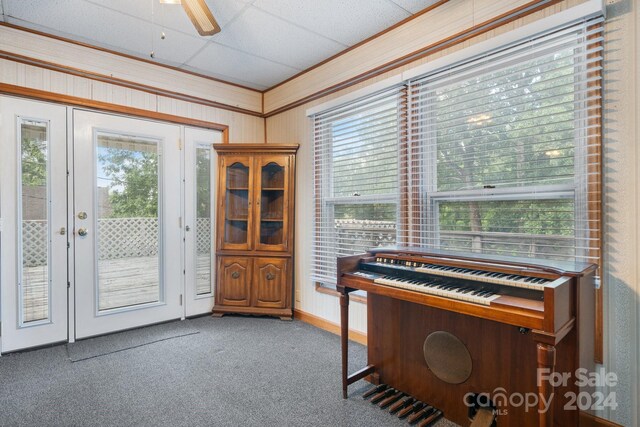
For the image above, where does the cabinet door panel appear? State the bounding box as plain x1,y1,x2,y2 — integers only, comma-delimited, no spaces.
218,156,253,251
254,155,291,252
217,257,251,306
252,258,289,309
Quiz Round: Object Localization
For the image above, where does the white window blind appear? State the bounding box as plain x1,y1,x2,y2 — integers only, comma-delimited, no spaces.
311,18,603,288
401,18,603,264
311,88,403,286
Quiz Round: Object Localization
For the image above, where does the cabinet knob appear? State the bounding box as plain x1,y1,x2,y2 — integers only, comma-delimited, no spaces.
231,271,240,279
266,273,275,280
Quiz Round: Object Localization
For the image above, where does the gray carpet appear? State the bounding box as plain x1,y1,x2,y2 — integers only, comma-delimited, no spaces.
0,316,458,427
67,321,200,362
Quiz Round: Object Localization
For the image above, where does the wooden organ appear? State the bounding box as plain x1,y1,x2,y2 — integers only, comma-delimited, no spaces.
338,247,596,426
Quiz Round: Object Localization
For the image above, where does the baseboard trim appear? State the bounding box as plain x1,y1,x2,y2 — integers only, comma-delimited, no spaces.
579,412,622,427
294,309,367,346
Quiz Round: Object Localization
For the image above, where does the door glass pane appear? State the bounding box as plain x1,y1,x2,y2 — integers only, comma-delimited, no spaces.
196,146,212,295
260,162,285,246
19,120,50,323
96,133,161,311
224,162,249,244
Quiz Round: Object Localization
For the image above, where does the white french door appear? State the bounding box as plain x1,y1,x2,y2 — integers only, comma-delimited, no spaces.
1,99,220,351
73,111,183,339
0,97,68,353
183,127,220,316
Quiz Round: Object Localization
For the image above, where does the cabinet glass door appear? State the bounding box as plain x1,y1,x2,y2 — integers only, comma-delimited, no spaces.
219,156,252,250
255,155,289,252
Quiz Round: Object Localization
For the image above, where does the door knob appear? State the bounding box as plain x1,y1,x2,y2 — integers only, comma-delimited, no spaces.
58,227,66,235
77,227,88,237
77,211,88,220
231,271,240,279
266,273,275,281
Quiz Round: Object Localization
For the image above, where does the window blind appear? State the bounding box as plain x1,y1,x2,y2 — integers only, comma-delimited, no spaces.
311,88,403,286
401,18,603,264
311,18,603,288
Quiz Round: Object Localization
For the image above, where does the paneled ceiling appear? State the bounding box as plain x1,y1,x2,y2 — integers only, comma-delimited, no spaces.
0,0,438,90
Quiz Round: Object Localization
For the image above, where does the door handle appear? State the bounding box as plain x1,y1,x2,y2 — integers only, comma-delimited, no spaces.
266,273,275,281
58,227,66,235
231,271,240,279
77,227,88,237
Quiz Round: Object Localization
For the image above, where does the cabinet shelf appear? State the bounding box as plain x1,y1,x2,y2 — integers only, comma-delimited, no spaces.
226,218,248,222
227,187,249,191
261,218,284,222
261,187,285,191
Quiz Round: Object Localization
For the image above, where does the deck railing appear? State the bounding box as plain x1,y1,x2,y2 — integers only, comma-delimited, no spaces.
22,218,212,266
23,218,574,267
334,219,574,260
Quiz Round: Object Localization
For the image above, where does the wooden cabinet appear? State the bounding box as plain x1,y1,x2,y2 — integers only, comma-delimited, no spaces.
213,144,298,320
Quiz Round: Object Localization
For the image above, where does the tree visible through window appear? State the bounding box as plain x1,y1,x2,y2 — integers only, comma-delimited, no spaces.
312,21,602,287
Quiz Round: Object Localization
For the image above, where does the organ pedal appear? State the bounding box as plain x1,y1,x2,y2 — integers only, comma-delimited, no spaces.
361,385,445,425
408,405,434,424
362,383,387,399
378,391,405,408
419,410,444,427
389,396,416,414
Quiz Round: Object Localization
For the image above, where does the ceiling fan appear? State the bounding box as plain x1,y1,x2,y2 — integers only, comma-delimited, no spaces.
159,0,221,36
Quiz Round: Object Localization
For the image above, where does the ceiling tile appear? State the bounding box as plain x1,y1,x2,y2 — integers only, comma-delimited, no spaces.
252,0,410,46
1,0,440,90
387,0,441,14
4,0,207,66
185,42,299,89
84,0,249,36
213,6,346,70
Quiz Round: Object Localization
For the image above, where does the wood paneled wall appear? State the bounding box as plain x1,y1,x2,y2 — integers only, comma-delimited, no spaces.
0,25,262,113
0,58,265,142
263,0,589,114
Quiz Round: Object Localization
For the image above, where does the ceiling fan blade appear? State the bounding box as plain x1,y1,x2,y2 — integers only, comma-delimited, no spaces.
181,0,220,36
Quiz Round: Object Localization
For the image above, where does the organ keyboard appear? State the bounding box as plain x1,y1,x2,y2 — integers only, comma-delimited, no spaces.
337,247,596,427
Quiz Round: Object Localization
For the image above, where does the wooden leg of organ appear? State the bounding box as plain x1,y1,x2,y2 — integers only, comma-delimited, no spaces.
536,343,557,427
339,288,376,399
340,291,350,399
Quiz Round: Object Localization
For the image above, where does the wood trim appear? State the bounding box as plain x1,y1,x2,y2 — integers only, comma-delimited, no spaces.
578,412,623,427
293,308,367,346
0,50,264,118
0,83,229,131
264,0,563,117
315,283,367,305
0,22,260,93
212,143,299,153
586,24,604,364
265,0,451,92
263,94,268,143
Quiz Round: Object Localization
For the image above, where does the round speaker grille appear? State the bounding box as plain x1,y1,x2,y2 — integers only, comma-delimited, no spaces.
423,331,472,384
